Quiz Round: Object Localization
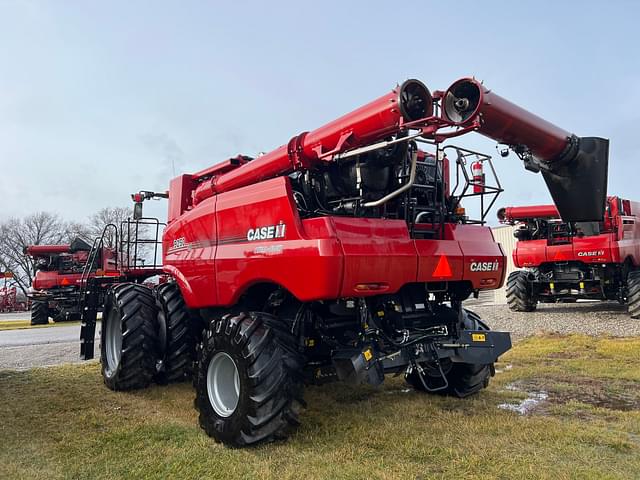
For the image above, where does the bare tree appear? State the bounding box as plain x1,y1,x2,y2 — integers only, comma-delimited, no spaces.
0,212,73,295
87,206,155,267
87,206,133,249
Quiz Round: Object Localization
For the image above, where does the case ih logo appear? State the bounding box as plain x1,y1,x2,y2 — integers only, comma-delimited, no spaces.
577,250,605,257
469,260,500,272
247,223,286,242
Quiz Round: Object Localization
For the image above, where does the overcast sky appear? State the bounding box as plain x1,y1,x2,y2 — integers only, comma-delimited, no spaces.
1,1,638,225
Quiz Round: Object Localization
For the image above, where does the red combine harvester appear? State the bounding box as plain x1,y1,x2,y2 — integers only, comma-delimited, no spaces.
25,238,100,325
76,77,608,447
25,234,159,325
0,273,27,313
499,196,640,316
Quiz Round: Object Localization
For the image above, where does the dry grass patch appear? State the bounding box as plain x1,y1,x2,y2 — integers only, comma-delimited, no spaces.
0,334,639,479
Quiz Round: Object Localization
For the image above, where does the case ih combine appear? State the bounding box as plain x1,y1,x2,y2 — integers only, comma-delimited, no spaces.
74,77,608,447
0,276,27,313
499,196,640,316
25,238,118,325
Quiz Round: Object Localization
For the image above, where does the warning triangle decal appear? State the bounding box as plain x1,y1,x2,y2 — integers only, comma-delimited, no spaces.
553,250,567,261
433,255,453,277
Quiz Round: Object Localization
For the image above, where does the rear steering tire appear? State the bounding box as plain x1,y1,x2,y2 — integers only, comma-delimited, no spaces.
195,311,305,447
30,301,49,326
627,271,640,319
101,283,159,391
506,271,537,312
405,308,493,398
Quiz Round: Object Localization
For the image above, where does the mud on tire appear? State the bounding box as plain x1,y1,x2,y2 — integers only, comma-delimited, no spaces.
30,301,49,326
506,270,536,312
101,283,159,391
154,282,197,384
195,311,305,447
627,270,640,318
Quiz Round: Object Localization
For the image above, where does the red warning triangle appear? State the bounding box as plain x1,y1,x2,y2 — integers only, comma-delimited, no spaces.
61,277,70,286
433,255,453,278
553,250,567,261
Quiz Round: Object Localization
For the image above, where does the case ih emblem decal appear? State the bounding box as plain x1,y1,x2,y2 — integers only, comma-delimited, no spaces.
470,260,500,272
577,250,605,257
247,223,286,242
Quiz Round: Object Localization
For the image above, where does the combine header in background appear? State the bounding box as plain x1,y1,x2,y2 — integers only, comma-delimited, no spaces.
499,196,640,316
75,76,609,447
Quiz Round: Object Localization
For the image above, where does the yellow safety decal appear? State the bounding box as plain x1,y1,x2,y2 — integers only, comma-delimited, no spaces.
377,310,385,317
305,338,315,347
363,349,373,361
472,333,486,342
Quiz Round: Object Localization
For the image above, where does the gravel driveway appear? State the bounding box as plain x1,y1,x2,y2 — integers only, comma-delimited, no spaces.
471,301,640,340
1,301,639,371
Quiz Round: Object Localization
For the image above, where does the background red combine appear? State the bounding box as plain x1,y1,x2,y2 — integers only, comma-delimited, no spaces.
499,196,640,316
0,272,27,313
70,76,608,447
25,238,97,325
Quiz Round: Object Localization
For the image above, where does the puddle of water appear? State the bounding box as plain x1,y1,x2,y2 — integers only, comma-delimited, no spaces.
495,364,513,374
498,391,548,415
386,388,413,395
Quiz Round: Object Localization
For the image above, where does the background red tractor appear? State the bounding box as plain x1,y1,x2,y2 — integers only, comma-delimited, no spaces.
75,76,608,447
499,196,640,316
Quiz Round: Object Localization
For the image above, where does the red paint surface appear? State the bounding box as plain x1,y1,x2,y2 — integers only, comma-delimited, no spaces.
163,178,506,309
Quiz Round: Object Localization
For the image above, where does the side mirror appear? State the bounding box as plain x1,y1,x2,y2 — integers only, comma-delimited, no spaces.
133,202,143,220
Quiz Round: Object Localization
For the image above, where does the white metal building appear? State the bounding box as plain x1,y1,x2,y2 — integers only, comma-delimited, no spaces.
491,225,516,304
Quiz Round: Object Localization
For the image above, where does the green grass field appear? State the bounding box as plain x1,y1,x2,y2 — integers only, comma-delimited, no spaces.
1,334,638,479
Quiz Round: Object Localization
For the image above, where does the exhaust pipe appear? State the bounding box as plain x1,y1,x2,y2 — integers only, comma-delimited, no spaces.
443,78,608,222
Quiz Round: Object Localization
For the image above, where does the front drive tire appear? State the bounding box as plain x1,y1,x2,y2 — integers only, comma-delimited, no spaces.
101,283,159,391
405,308,493,398
506,270,537,312
30,301,49,326
154,282,196,384
195,311,305,447
627,271,640,319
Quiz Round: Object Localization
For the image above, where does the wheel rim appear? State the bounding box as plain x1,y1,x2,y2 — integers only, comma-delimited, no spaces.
105,308,123,376
207,352,240,417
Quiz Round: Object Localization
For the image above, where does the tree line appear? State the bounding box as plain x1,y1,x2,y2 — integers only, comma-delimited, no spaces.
0,207,133,296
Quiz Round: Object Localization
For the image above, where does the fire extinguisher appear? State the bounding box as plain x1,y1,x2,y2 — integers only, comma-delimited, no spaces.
471,160,485,194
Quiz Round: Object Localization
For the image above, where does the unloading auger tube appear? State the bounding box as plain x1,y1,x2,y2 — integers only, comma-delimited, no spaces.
443,78,608,222
191,79,434,204
183,77,608,224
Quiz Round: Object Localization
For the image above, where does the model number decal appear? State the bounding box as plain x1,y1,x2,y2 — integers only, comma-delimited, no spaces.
577,250,605,257
173,237,186,249
470,260,500,272
247,223,286,242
